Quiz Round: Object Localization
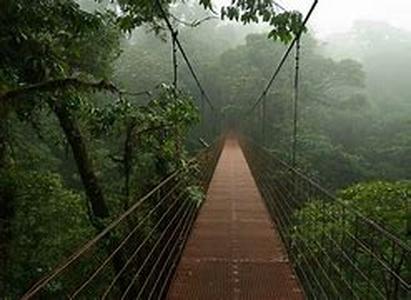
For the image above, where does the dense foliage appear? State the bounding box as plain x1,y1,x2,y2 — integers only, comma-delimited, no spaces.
0,0,410,298
292,181,410,298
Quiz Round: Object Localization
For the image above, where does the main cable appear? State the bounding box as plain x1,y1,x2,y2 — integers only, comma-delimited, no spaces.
247,0,318,115
156,0,216,112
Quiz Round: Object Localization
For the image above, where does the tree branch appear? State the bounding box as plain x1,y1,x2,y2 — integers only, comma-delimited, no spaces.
170,14,218,27
135,122,174,137
0,78,120,102
0,78,163,102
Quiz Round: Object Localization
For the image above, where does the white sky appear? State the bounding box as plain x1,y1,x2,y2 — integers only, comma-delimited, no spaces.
216,0,411,38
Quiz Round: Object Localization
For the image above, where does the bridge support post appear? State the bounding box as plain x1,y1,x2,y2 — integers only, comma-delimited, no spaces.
292,38,300,169
262,95,266,146
200,91,206,137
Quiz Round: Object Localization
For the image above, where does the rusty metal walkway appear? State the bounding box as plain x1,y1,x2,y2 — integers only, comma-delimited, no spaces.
167,138,303,300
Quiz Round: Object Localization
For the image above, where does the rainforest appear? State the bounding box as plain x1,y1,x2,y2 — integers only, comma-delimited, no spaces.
0,0,410,299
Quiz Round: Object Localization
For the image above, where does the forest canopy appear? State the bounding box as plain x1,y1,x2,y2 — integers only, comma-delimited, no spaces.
0,0,410,298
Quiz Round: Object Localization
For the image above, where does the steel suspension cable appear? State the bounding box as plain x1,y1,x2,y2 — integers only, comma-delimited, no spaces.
156,0,216,112
178,33,208,135
273,0,288,12
118,192,195,299
100,187,191,299
243,140,411,297
247,0,318,115
274,171,393,298
69,177,189,297
254,158,363,298
136,200,197,299
156,197,200,298
248,159,331,298
253,157,342,299
21,169,183,299
261,94,266,145
258,149,411,249
249,149,371,297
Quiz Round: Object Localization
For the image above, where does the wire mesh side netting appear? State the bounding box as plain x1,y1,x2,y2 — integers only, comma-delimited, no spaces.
241,138,410,300
22,137,224,300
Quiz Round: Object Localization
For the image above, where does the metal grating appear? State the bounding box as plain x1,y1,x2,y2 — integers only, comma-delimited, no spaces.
167,138,303,300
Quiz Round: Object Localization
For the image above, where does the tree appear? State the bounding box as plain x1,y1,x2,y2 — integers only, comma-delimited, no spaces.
114,0,304,42
293,181,410,298
0,1,121,291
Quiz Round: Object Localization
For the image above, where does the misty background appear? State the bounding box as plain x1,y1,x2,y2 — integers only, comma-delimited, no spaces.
2,1,410,297
77,0,411,184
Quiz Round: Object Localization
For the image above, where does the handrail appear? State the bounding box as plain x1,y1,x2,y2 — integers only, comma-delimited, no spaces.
255,140,411,252
240,136,410,299
22,169,184,299
21,136,224,299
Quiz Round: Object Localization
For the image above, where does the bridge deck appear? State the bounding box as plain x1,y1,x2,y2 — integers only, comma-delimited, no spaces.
167,138,303,300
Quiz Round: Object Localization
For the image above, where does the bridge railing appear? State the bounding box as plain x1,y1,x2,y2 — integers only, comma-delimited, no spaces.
21,137,223,300
241,138,410,300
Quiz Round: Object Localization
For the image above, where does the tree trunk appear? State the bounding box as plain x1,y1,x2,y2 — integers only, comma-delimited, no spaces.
51,100,109,219
0,106,14,294
0,179,14,294
123,123,135,209
0,107,7,169
51,99,139,296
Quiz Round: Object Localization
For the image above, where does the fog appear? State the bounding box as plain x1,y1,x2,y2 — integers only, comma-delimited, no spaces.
2,1,411,298
305,0,411,38
264,0,411,38
216,0,411,38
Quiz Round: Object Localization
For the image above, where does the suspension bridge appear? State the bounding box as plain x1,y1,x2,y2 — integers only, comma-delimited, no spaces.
168,137,302,299
21,0,410,299
20,133,410,299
